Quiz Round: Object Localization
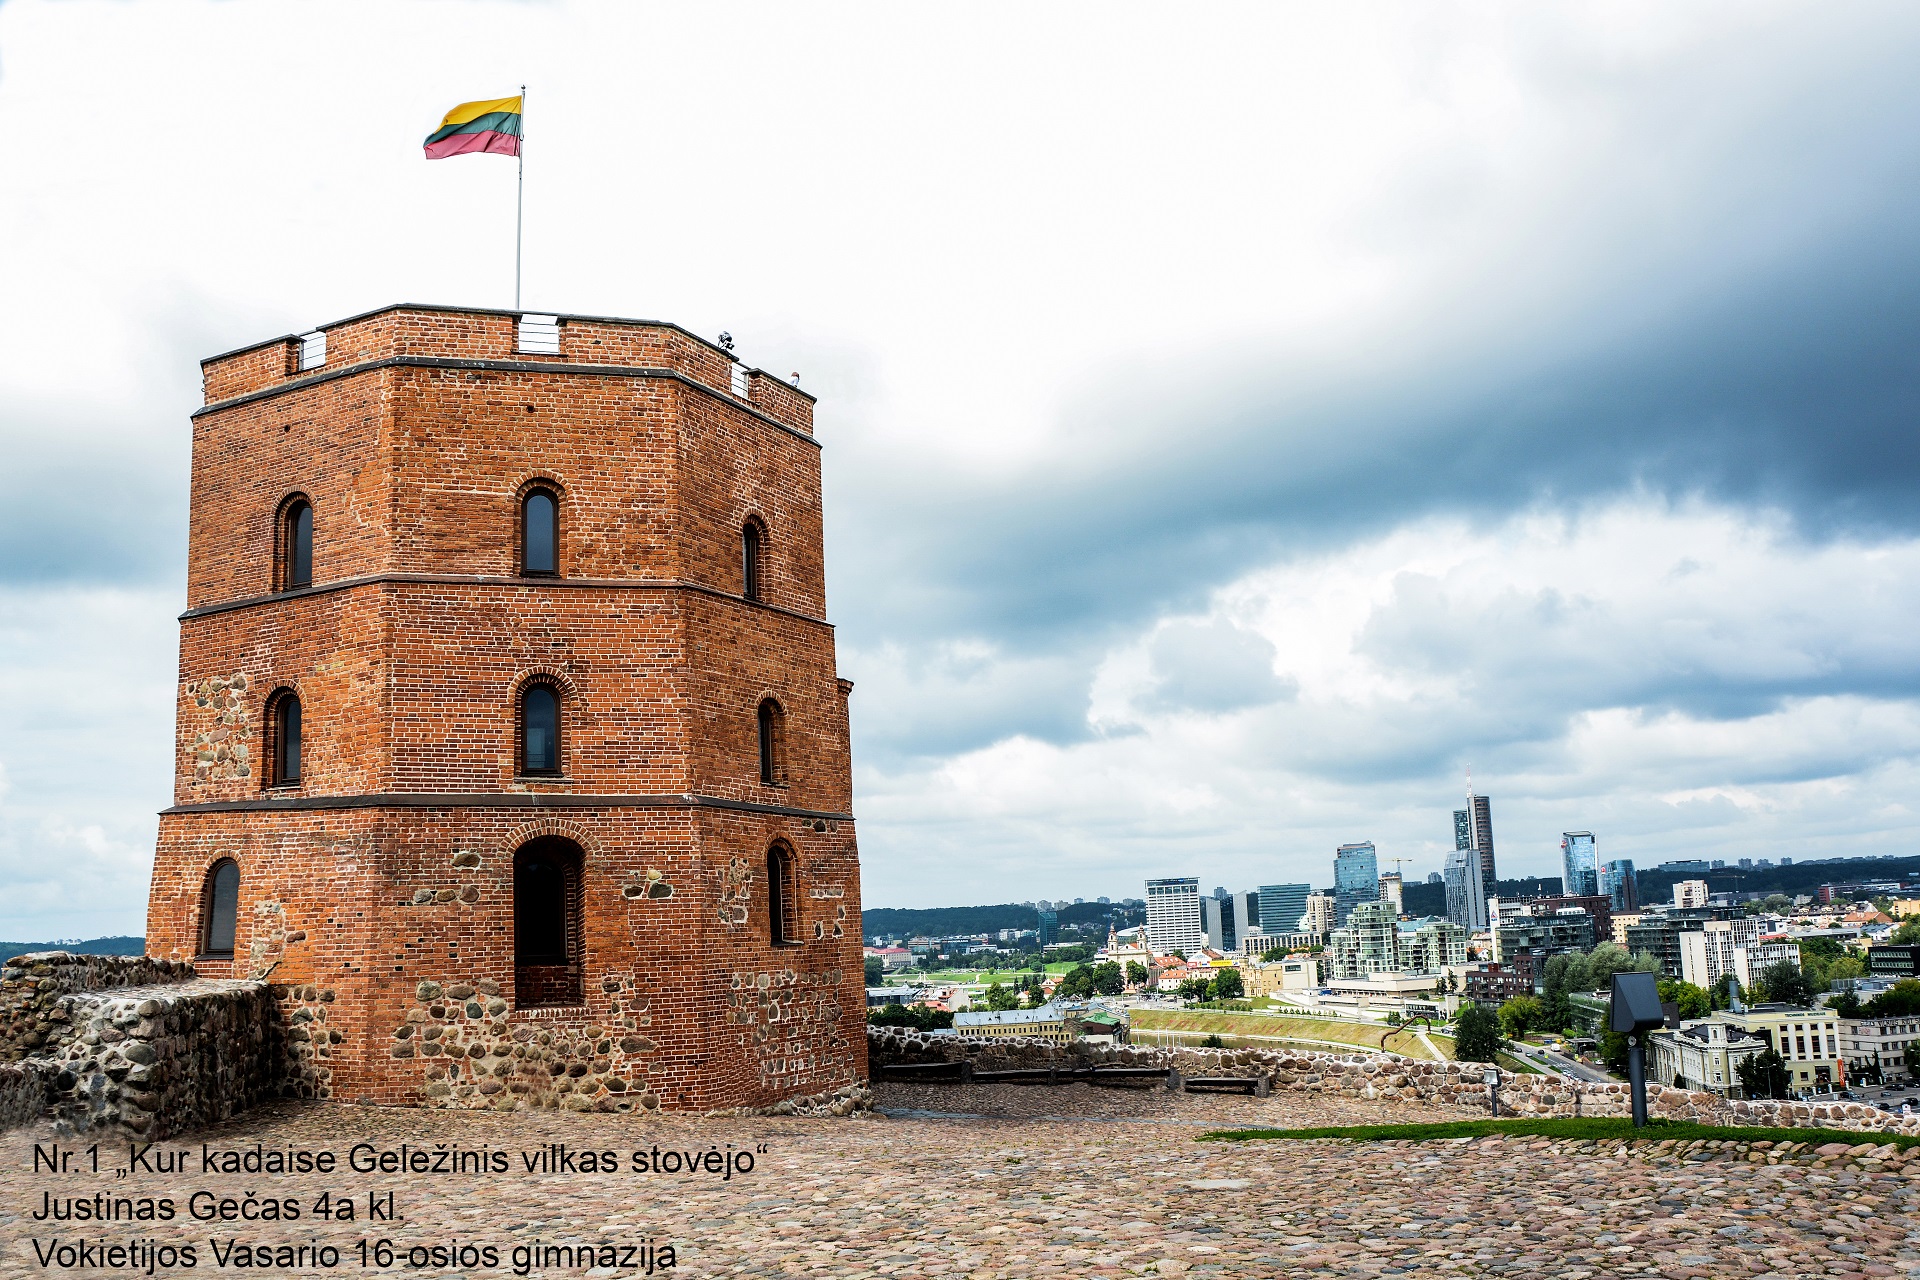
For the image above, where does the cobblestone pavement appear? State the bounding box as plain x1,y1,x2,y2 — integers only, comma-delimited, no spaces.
1,1087,1915,1278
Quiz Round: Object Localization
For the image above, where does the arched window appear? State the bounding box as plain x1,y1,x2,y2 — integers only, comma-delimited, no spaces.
281,498,314,590
756,697,785,785
741,519,764,602
200,859,239,957
514,837,584,1007
767,843,799,946
267,689,302,787
522,487,558,576
520,683,561,775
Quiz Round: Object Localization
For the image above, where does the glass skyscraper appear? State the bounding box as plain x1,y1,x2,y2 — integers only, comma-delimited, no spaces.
1332,842,1379,927
1454,791,1497,888
1443,845,1488,931
1561,831,1598,897
1258,883,1312,935
1598,858,1638,913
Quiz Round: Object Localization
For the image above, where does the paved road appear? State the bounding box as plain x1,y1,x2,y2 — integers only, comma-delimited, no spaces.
1527,1043,1615,1083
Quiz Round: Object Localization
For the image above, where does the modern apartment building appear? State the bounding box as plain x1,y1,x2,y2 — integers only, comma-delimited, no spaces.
1333,842,1380,927
1678,919,1800,993
1258,883,1312,935
1144,877,1205,954
1302,892,1338,935
1561,831,1598,897
1673,880,1710,909
1491,909,1595,963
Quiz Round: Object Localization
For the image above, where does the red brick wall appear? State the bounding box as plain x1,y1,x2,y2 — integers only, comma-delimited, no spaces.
154,306,862,1114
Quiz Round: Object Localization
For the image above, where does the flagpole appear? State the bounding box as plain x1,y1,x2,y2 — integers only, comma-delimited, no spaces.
515,84,525,310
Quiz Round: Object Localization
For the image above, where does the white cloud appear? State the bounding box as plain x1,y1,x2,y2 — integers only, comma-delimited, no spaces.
854,499,1920,904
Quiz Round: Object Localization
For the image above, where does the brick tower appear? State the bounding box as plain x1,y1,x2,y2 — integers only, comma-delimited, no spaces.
146,305,866,1114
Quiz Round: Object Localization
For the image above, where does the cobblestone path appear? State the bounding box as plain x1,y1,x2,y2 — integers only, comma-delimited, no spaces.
1,1084,1914,1278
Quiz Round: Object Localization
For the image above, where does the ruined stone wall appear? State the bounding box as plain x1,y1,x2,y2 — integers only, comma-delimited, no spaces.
36,979,280,1138
1,953,195,1062
869,1028,1920,1138
0,1062,47,1130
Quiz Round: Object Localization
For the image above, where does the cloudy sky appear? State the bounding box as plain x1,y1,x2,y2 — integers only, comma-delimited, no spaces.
4,1,1920,938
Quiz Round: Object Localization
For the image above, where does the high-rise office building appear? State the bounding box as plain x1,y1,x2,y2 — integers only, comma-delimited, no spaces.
1597,859,1638,913
1454,778,1497,888
1229,890,1259,950
1145,877,1204,954
1037,908,1058,948
1200,894,1253,951
1378,872,1404,914
1333,843,1380,926
1258,884,1312,935
1561,831,1598,897
1443,845,1489,931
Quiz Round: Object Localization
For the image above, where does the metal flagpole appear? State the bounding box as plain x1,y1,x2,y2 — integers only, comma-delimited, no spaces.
515,84,525,310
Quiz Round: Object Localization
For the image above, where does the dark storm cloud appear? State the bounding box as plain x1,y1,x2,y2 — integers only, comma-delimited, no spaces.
829,40,1920,764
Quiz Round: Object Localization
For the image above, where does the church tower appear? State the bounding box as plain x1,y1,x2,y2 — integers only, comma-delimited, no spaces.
146,305,866,1113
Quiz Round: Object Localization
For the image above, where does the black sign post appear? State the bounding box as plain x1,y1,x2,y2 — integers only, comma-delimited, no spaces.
1610,971,1667,1128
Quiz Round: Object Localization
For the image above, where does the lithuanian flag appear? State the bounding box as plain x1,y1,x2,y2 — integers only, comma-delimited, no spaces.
424,95,523,159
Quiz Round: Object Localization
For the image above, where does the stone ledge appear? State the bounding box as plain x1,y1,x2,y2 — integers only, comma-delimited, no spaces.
868,1027,1920,1139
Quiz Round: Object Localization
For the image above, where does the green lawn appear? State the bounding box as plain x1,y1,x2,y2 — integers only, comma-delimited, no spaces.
1199,1117,1920,1149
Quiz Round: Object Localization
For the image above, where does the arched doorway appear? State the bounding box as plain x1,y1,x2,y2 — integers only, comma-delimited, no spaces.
514,836,584,1007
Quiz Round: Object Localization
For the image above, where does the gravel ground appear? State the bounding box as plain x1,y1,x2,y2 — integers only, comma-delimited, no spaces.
2,1089,1915,1278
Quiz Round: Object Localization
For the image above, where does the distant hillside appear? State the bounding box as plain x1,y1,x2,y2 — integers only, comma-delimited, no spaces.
1402,876,1562,918
861,899,1140,941
1632,855,1919,905
0,935,146,960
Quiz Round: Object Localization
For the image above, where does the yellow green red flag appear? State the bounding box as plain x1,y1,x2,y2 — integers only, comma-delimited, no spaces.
424,95,522,159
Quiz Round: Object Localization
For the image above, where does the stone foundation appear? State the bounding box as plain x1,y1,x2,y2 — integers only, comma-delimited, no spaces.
869,1027,1920,1138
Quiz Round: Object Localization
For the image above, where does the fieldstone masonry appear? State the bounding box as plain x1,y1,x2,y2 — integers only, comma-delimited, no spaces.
870,1026,1920,1138
0,952,194,1061
1,953,283,1138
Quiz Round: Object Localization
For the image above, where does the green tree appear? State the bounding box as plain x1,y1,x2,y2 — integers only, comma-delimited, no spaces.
1657,978,1710,1020
1209,968,1244,1002
1057,965,1096,998
1177,977,1213,1002
1385,1011,1402,1026
1498,995,1544,1040
1709,973,1741,1011
1260,946,1287,963
864,956,885,986
1631,951,1662,974
1865,979,1920,1017
983,982,1018,1012
1453,1004,1504,1064
1586,942,1636,987
1736,1047,1791,1100
1600,1030,1629,1075
1891,919,1920,945
1091,962,1125,997
1200,1033,1226,1048
1755,961,1814,1007
1126,960,1148,988
1023,985,1049,1010
1760,894,1793,914
1830,989,1863,1019
868,1002,954,1031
